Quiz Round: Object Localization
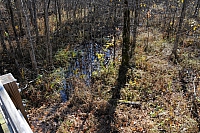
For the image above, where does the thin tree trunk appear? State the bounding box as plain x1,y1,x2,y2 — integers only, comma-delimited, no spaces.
1,19,14,53
122,0,130,67
130,0,139,62
27,0,34,24
6,0,22,56
0,23,7,52
21,0,37,72
194,0,200,17
0,16,21,77
145,10,149,52
112,0,130,99
32,0,39,44
27,0,39,44
14,0,24,37
54,0,62,48
113,0,117,65
44,0,52,65
170,2,178,37
57,0,62,26
170,0,187,63
163,0,169,29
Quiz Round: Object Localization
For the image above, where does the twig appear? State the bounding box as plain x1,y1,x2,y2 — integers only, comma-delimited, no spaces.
193,76,197,96
118,100,141,108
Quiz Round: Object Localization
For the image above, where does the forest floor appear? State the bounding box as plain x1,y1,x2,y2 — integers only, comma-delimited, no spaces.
25,26,200,133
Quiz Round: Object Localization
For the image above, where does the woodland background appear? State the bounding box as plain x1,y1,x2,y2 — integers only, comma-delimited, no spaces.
0,0,200,132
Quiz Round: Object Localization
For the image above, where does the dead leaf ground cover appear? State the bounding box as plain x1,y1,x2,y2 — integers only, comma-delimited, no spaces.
25,27,200,133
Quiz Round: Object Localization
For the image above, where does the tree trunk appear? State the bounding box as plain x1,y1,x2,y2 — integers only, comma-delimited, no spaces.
57,0,62,26
1,19,14,53
27,0,34,24
0,16,21,77
44,0,52,65
32,0,39,44
21,0,37,72
27,0,39,44
163,0,169,29
194,0,200,17
170,0,187,63
130,0,139,63
0,23,7,52
170,2,178,37
6,0,22,56
14,0,24,37
112,0,130,99
121,0,130,68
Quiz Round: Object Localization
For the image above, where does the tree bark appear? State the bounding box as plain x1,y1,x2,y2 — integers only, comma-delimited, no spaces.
1,19,14,53
43,0,52,65
32,0,39,44
112,0,130,99
14,0,24,37
21,0,37,72
194,0,200,17
6,0,22,56
56,0,62,26
130,0,139,61
0,23,7,52
27,0,39,44
121,0,130,68
0,15,20,77
170,2,178,37
170,0,187,63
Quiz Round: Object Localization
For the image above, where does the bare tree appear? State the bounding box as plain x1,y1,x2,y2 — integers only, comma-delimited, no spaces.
21,0,37,72
0,23,7,52
5,0,22,56
14,0,24,37
121,0,130,68
43,0,52,65
170,0,188,63
55,0,62,27
32,0,39,44
0,17,14,54
0,13,21,76
27,0,39,44
130,0,139,61
169,1,178,38
194,0,200,17
112,0,130,99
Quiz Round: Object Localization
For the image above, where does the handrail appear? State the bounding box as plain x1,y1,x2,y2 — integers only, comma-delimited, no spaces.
0,82,33,133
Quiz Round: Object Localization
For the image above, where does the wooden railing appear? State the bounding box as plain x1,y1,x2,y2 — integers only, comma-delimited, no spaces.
0,73,32,133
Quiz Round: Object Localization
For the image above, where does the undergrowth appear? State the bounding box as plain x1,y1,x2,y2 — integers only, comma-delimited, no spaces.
25,26,200,132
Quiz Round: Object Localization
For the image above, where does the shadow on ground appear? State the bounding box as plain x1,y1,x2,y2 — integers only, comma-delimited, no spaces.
96,64,129,133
